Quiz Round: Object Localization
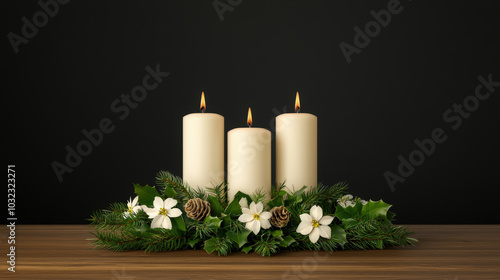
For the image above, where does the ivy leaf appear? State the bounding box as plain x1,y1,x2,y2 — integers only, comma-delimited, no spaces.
224,191,252,215
187,238,201,248
330,224,347,245
271,230,283,238
361,200,392,220
334,202,362,219
133,183,160,207
203,237,218,254
204,216,222,230
207,195,224,217
280,236,296,247
227,230,251,248
241,245,253,254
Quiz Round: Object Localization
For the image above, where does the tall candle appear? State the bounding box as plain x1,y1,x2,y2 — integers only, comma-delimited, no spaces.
183,92,224,191
276,92,317,192
227,107,271,202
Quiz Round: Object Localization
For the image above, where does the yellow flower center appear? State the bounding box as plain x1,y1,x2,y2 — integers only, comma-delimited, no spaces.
127,206,134,213
312,219,320,228
253,213,260,221
158,208,168,216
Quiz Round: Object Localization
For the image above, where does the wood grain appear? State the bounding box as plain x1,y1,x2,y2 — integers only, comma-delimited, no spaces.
1,225,499,279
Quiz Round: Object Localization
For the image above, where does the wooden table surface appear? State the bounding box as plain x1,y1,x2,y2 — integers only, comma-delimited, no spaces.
1,225,499,279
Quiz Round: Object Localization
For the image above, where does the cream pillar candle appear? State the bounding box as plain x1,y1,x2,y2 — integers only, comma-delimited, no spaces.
183,92,224,191
276,92,317,192
227,107,271,202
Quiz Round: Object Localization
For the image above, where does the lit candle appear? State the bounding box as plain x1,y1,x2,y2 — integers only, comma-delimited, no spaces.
183,92,225,191
276,92,317,192
227,107,271,201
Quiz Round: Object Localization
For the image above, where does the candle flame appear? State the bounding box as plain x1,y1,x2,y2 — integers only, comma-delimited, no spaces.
247,107,252,127
200,92,206,113
295,92,300,113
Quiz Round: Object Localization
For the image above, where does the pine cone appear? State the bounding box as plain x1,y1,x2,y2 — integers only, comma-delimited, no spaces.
270,206,290,228
184,198,211,221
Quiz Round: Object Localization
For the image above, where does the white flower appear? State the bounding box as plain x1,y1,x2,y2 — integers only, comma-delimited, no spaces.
337,194,355,208
360,199,368,205
296,205,334,243
238,200,272,235
123,196,142,218
144,197,182,229
239,197,249,209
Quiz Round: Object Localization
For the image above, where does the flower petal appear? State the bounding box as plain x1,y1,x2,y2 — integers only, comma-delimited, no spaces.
132,196,139,206
162,216,172,230
153,196,163,210
144,207,158,219
251,220,261,235
319,225,331,239
167,207,182,218
242,207,252,215
239,197,248,209
309,228,320,243
132,206,142,213
260,211,272,220
300,213,313,223
310,205,323,221
298,224,313,235
150,215,163,229
239,213,254,223
249,202,257,213
164,198,178,209
319,215,334,226
255,202,263,214
260,218,271,229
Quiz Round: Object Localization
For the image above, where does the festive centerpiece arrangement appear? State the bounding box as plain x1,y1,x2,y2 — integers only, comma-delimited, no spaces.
89,171,416,256
89,92,416,256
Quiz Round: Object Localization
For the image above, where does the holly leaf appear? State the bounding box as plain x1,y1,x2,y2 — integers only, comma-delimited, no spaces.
203,237,218,254
171,216,186,234
133,183,160,207
334,202,362,220
227,230,251,248
361,200,392,220
285,186,308,206
204,216,222,230
187,238,201,248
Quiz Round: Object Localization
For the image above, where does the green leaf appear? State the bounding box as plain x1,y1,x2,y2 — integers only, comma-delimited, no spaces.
285,186,308,206
334,202,362,219
280,236,296,247
163,186,177,198
268,190,287,208
241,245,253,254
207,195,224,217
187,238,201,248
224,191,252,215
271,230,283,238
330,224,347,245
171,216,186,234
361,200,392,220
204,216,222,230
227,230,251,248
203,237,217,254
133,183,160,206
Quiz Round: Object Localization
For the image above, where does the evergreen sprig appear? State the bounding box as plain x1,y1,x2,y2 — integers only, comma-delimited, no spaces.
89,170,417,256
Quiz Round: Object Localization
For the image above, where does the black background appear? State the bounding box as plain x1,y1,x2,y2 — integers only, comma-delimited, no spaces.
3,0,499,224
